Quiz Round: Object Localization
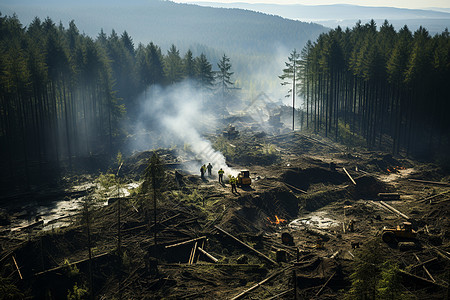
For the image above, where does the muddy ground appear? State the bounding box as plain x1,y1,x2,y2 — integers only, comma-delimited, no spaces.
1,130,450,299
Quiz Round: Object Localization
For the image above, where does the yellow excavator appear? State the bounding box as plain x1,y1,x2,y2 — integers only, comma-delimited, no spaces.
237,170,251,187
381,222,417,243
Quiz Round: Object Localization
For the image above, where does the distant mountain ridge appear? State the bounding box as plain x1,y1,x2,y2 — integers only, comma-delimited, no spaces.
0,0,327,55
192,2,450,33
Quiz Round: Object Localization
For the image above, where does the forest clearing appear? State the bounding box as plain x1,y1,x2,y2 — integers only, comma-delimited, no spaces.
0,8,450,299
1,122,449,299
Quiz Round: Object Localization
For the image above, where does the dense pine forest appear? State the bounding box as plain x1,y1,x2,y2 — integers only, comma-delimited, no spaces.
298,20,450,160
0,14,219,190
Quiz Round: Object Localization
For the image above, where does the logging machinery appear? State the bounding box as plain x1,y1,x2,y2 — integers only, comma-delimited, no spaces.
237,170,251,186
381,222,417,243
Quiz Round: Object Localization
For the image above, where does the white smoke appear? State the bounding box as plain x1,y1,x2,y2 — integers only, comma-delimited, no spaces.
131,80,238,177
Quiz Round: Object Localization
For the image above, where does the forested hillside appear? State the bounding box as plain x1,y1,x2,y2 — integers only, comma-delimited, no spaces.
298,21,450,160
0,14,221,189
0,0,327,55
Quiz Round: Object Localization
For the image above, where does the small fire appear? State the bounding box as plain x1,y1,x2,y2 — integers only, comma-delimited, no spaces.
387,166,406,173
267,215,286,225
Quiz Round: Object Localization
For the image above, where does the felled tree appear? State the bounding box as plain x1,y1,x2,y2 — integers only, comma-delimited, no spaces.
142,153,165,245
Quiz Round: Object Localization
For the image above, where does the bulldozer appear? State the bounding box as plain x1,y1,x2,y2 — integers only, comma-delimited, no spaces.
237,170,251,187
381,222,417,243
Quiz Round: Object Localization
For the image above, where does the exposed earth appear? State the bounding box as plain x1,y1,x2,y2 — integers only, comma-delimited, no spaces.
1,129,450,299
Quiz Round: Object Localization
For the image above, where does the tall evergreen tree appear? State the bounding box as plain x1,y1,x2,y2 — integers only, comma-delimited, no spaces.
216,53,234,99
279,49,301,131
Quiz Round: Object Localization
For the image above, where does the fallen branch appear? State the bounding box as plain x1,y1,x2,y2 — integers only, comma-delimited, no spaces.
283,182,307,194
413,253,435,282
11,220,44,232
197,247,219,263
266,288,294,300
408,179,450,186
165,236,206,249
230,266,293,300
12,255,22,280
316,271,336,296
34,252,110,277
379,201,410,220
189,241,198,264
409,257,438,270
398,269,447,289
330,251,340,259
214,226,277,265
378,193,401,200
343,168,356,185
420,190,450,203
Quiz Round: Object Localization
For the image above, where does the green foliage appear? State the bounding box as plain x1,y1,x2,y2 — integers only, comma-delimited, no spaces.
345,239,408,300
377,262,410,300
67,283,88,300
96,173,116,190
63,259,80,278
337,121,366,147
213,136,279,165
299,21,450,157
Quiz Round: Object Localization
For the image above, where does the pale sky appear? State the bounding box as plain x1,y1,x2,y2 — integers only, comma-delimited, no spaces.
177,0,450,10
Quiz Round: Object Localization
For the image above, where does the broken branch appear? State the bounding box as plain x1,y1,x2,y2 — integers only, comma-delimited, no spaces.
197,247,219,263
12,255,22,280
379,201,410,220
408,179,450,186
214,226,277,265
316,271,336,296
283,182,307,194
230,265,293,300
343,167,356,185
165,236,206,249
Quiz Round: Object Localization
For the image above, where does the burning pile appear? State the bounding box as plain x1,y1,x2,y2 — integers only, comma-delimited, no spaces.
267,215,286,225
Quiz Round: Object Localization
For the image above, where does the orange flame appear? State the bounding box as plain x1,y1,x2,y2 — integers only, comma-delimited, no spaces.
387,166,406,173
267,215,286,224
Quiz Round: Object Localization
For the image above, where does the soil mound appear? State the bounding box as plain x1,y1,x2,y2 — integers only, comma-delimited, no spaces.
282,167,348,191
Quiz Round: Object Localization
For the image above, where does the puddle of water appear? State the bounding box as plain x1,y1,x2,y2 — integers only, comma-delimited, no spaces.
289,211,340,230
6,181,142,232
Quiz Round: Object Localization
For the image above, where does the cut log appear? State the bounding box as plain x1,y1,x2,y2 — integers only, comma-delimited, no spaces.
165,236,206,249
189,241,198,264
197,247,219,263
12,255,22,280
379,201,410,220
408,179,450,186
230,266,293,300
214,226,277,265
378,193,401,200
343,168,356,185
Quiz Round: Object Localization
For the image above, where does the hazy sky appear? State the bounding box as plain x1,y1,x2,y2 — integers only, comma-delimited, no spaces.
177,0,450,10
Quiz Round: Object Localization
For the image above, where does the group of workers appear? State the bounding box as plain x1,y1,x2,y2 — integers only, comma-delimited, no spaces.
199,163,238,194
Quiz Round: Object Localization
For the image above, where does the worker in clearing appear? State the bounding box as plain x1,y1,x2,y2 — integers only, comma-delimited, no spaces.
200,164,206,179
230,175,238,194
207,163,213,176
218,168,224,184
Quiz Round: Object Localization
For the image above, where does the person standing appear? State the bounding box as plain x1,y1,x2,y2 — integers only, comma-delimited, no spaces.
200,164,205,179
207,163,213,176
218,168,224,184
230,176,237,194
